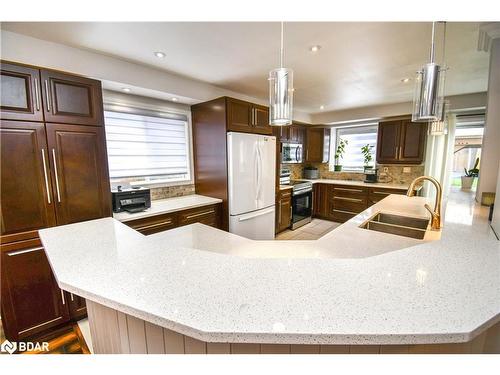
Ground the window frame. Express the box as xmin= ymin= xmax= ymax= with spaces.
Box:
xmin=329 ymin=123 xmax=379 ymax=173
xmin=103 ymin=102 xmax=195 ymax=188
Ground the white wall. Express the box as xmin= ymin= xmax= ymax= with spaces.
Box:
xmin=310 ymin=92 xmax=487 ymax=125
xmin=477 ymin=38 xmax=500 ymax=201
xmin=0 ymin=30 xmax=312 ymax=123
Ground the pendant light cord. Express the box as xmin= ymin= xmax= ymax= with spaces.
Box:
xmin=430 ymin=21 xmax=436 ymax=63
xmin=280 ymin=21 xmax=284 ymax=69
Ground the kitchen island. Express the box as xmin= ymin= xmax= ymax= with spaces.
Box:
xmin=39 ymin=191 xmax=500 ymax=354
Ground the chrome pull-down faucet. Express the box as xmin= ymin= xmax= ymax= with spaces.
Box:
xmin=407 ymin=176 xmax=442 ymax=230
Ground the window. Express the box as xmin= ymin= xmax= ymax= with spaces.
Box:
xmin=331 ymin=124 xmax=378 ymax=171
xmin=104 ymin=108 xmax=192 ymax=186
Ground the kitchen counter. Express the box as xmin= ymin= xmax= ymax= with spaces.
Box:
xmin=39 ymin=191 xmax=500 ymax=347
xmin=113 ymin=194 xmax=222 ymax=223
xmin=302 ymin=178 xmax=414 ymax=191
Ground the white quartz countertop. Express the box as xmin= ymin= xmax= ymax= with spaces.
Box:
xmin=40 ymin=191 xmax=500 ymax=345
xmin=302 ymin=179 xmax=413 ymax=190
xmin=113 ymin=194 xmax=222 ymax=222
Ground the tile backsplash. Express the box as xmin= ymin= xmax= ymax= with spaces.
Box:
xmin=150 ymin=184 xmax=195 ymax=200
xmin=281 ymin=163 xmax=425 ymax=185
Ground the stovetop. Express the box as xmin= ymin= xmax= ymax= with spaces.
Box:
xmin=288 ymin=180 xmax=313 ymax=191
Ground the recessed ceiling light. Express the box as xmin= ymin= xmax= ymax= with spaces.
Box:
xmin=401 ymin=77 xmax=411 ymax=83
xmin=309 ymin=45 xmax=321 ymax=53
xmin=154 ymin=51 xmax=166 ymax=58
xmin=122 ymin=88 xmax=131 ymax=92
xmin=171 ymin=97 xmax=179 ymax=102
xmin=319 ymin=105 xmax=325 ymax=110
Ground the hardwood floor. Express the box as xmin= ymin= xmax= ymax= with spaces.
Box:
xmin=276 ymin=219 xmax=340 ymax=240
xmin=0 ymin=318 xmax=90 ymax=354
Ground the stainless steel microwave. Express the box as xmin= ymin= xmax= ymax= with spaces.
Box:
xmin=281 ymin=142 xmax=303 ymax=164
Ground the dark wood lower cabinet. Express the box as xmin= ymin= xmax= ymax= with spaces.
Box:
xmin=1 ymin=238 xmax=69 ymax=341
xmin=276 ymin=189 xmax=292 ymax=234
xmin=123 ymin=203 xmax=222 ymax=235
xmin=313 ymin=183 xmax=408 ymax=223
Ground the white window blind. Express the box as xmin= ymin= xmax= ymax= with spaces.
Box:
xmin=333 ymin=124 xmax=378 ymax=171
xmin=104 ymin=109 xmax=191 ymax=184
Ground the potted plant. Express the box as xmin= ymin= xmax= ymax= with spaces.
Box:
xmin=461 ymin=157 xmax=480 ymax=190
xmin=361 ymin=144 xmax=374 ymax=172
xmin=334 ymin=139 xmax=348 ymax=172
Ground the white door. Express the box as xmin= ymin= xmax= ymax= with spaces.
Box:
xmin=229 ymin=206 xmax=275 ymax=240
xmin=227 ymin=132 xmax=276 ymax=215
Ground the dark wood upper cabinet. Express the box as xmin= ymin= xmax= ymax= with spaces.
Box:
xmin=376 ymin=120 xmax=401 ymax=163
xmin=40 ymin=69 xmax=104 ymax=126
xmin=399 ymin=120 xmax=427 ymax=163
xmin=305 ymin=127 xmax=330 ymax=163
xmin=252 ymin=104 xmax=272 ymax=135
xmin=46 ymin=123 xmax=111 ymax=225
xmin=226 ymin=98 xmax=252 ymax=133
xmin=376 ymin=118 xmax=426 ymax=164
xmin=1 ymin=238 xmax=69 ymax=341
xmin=0 ymin=121 xmax=57 ymax=244
xmin=289 ymin=126 xmax=304 ymax=143
xmin=0 ymin=62 xmax=44 ymax=122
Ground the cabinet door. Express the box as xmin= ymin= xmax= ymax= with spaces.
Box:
xmin=313 ymin=184 xmax=330 ymax=219
xmin=40 ymin=69 xmax=104 ymax=126
xmin=376 ymin=120 xmax=401 ymax=163
xmin=226 ymin=98 xmax=252 ymax=133
xmin=278 ymin=196 xmax=292 ymax=232
xmin=1 ymin=238 xmax=69 ymax=341
xmin=399 ymin=120 xmax=427 ymax=163
xmin=1 ymin=121 xmax=56 ymax=244
xmin=305 ymin=128 xmax=325 ymax=163
xmin=252 ymin=105 xmax=273 ymax=135
xmin=289 ymin=126 xmax=304 ymax=143
xmin=178 ymin=204 xmax=221 ymax=228
xmin=66 ymin=292 xmax=87 ymax=321
xmin=46 ymin=124 xmax=111 ymax=225
xmin=0 ymin=62 xmax=44 ymax=122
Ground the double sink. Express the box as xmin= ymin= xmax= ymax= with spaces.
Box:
xmin=360 ymin=212 xmax=430 ymax=240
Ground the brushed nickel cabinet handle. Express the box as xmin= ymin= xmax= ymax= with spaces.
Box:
xmin=41 ymin=149 xmax=52 ymax=204
xmin=34 ymin=79 xmax=40 ymax=111
xmin=185 ymin=210 xmax=215 ymax=220
xmin=70 ymin=293 xmax=74 ymax=302
xmin=372 ymin=191 xmax=390 ymax=195
xmin=332 ymin=209 xmax=357 ymax=215
xmin=334 ymin=187 xmax=364 ymax=193
xmin=52 ymin=148 xmax=61 ymax=203
xmin=60 ymin=290 xmax=66 ymax=305
xmin=7 ymin=246 xmax=44 ymax=256
xmin=135 ymin=220 xmax=173 ymax=231
xmin=333 ymin=196 xmax=363 ymax=203
xmin=278 ymin=201 xmax=282 ymax=224
xmin=44 ymin=80 xmax=51 ymax=111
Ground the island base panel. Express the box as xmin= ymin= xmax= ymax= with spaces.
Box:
xmin=86 ymin=300 xmax=499 ymax=354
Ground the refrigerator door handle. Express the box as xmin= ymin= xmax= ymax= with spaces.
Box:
xmin=256 ymin=141 xmax=262 ymax=201
xmin=238 ymin=206 xmax=274 ymax=222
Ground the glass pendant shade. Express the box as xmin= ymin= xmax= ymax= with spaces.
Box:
xmin=269 ymin=67 xmax=294 ymax=126
xmin=412 ymin=62 xmax=446 ymax=123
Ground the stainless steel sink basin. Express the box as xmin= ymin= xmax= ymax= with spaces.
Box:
xmin=360 ymin=212 xmax=429 ymax=240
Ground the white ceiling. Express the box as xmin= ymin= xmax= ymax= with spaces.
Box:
xmin=1 ymin=22 xmax=490 ymax=113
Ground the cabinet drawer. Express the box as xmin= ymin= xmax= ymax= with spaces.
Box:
xmin=331 ymin=197 xmax=366 ymax=214
xmin=178 ymin=205 xmax=220 ymax=227
xmin=126 ymin=213 xmax=178 ymax=235
xmin=331 ymin=185 xmax=368 ymax=199
xmin=329 ymin=207 xmax=357 ymax=223
xmin=368 ymin=188 xmax=407 ymax=205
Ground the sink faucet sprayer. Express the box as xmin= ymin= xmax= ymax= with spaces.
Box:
xmin=406 ymin=176 xmax=442 ymax=230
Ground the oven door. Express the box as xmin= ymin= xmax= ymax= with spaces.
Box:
xmin=281 ymin=143 xmax=302 ymax=164
xmin=292 ymin=189 xmax=312 ymax=229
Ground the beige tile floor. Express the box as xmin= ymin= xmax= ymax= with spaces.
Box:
xmin=275 ymin=219 xmax=341 ymax=240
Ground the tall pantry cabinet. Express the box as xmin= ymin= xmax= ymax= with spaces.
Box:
xmin=0 ymin=60 xmax=111 ymax=340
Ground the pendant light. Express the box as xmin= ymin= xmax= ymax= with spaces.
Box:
xmin=428 ymin=100 xmax=449 ymax=136
xmin=412 ymin=21 xmax=447 ymax=123
xmin=269 ymin=21 xmax=294 ymax=126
